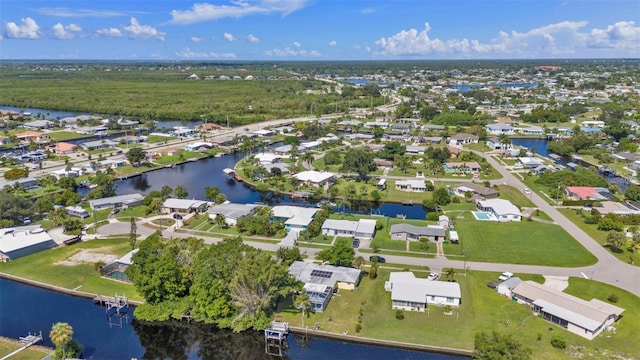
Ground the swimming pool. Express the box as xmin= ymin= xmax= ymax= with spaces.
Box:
xmin=472 ymin=211 xmax=496 ymax=221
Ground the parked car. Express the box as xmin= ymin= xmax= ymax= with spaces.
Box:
xmin=22 ymin=217 xmax=31 ymax=225
xmin=173 ymin=213 xmax=183 ymax=220
xmin=427 ymin=272 xmax=439 ymax=281
xmin=352 ymin=238 xmax=360 ymax=248
xmin=498 ymin=271 xmax=514 ymax=281
xmin=523 ymin=188 xmax=531 ymax=195
xmin=110 ymin=208 xmax=120 ymax=215
xmin=369 ymin=255 xmax=386 ymax=263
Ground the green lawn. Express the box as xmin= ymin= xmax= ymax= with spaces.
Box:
xmin=0 ymin=238 xmax=141 ymax=301
xmin=276 ymin=269 xmax=638 ymax=359
xmin=0 ymin=339 xmax=49 ymax=360
xmin=557 ymin=208 xmax=639 ymax=266
xmin=115 ymin=206 xmax=147 ymax=220
xmin=154 ymin=151 xmax=204 ymax=165
xmin=497 ymin=185 xmax=535 ymax=208
xmin=453 ymin=218 xmax=597 ymax=266
xmin=47 ymin=131 xmax=90 ymax=142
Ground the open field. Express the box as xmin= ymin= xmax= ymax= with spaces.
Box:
xmin=450 ymin=218 xmax=598 ymax=266
xmin=276 ymin=269 xmax=639 ymax=359
xmin=497 ymin=184 xmax=535 ymax=208
xmin=0 ymin=238 xmax=141 ymax=301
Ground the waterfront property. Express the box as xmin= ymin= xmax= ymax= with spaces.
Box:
xmin=293 ymin=171 xmax=337 ymax=187
xmin=395 ymin=179 xmax=427 ymax=192
xmin=161 ymin=198 xmax=208 ymax=214
xmin=288 ymin=260 xmax=361 ymax=312
xmin=565 ymin=186 xmax=614 ymax=201
xmin=448 ymin=133 xmax=479 ymax=146
xmin=385 ymin=271 xmax=461 ymax=311
xmin=486 ymin=123 xmax=514 ymax=135
xmin=321 ymin=218 xmax=377 ymax=239
xmin=511 ymin=280 xmax=624 ymax=340
xmin=476 ymin=199 xmax=522 ymax=222
xmin=207 ymin=203 xmax=258 ymax=226
xmin=183 ymin=142 xmax=213 ymax=152
xmin=389 ymin=223 xmax=446 ymax=242
xmin=0 ymin=226 xmax=56 ymax=261
xmin=89 ymin=193 xmax=145 ymax=211
xmin=272 ymin=205 xmax=318 ymax=231
xmin=100 ymin=248 xmax=139 ymax=283
xmin=454 ymin=183 xmax=499 ymax=199
xmin=0 ymin=177 xmax=39 ymax=191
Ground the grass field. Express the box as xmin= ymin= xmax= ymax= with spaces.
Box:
xmin=0 ymin=339 xmax=49 ymax=360
xmin=497 ymin=185 xmax=535 ymax=208
xmin=0 ymin=238 xmax=141 ymax=301
xmin=451 ymin=218 xmax=597 ymax=266
xmin=275 ymin=269 xmax=639 ymax=359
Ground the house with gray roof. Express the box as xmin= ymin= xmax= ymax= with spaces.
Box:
xmin=512 ymin=280 xmax=624 ymax=340
xmin=208 ymin=203 xmax=258 ymax=226
xmin=288 ymin=261 xmax=361 ymax=312
xmin=454 ymin=183 xmax=499 ymax=199
xmin=385 ymin=271 xmax=461 ymax=311
xmin=272 ymin=206 xmax=318 ymax=231
xmin=321 ymin=218 xmax=377 ymax=239
xmin=395 ymin=179 xmax=427 ymax=192
xmin=497 ymin=277 xmax=522 ymax=298
xmin=477 ymin=199 xmax=522 ymax=221
xmin=0 ymin=226 xmax=56 ymax=261
xmin=80 ymin=139 xmax=118 ymax=151
xmin=161 ymin=198 xmax=208 ymax=214
xmin=89 ymin=193 xmax=144 ymax=210
xmin=390 ymin=223 xmax=446 ymax=242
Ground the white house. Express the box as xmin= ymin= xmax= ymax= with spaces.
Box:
xmin=476 ymin=199 xmax=522 ymax=221
xmin=272 ymin=206 xmax=319 ymax=231
xmin=486 ymin=123 xmax=514 ymax=135
xmin=512 ymin=280 xmax=624 ymax=340
xmin=321 ymin=219 xmax=377 ymax=239
xmin=66 ymin=206 xmax=90 ymax=219
xmin=0 ymin=226 xmax=57 ymax=261
xmin=254 ymin=152 xmax=283 ymax=166
xmin=184 ymin=142 xmax=213 ymax=152
xmin=385 ymin=272 xmax=461 ymax=311
xmin=288 ymin=261 xmax=361 ymax=312
xmin=497 ymin=277 xmax=522 ymax=298
xmin=208 ymin=203 xmax=258 ymax=226
xmin=161 ymin=198 xmax=208 ymax=214
xmin=395 ymin=179 xmax=427 ymax=192
xmin=89 ymin=193 xmax=144 ymax=211
xmin=293 ymin=171 xmax=336 ymax=187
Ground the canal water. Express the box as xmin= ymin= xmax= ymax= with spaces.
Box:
xmin=511 ymin=138 xmax=631 ymax=192
xmin=0 ymin=278 xmax=466 ymax=359
xmin=112 ymin=151 xmax=428 ymax=220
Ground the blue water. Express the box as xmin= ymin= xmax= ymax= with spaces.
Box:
xmin=112 ymin=152 xmax=428 ymax=220
xmin=0 ymin=278 xmax=467 ymax=359
xmin=450 ymin=83 xmax=537 ymax=92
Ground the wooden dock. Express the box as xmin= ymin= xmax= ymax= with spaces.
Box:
xmin=0 ymin=332 xmax=43 ymax=360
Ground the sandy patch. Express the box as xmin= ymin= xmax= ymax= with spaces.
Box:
xmin=543 ymin=275 xmax=569 ymax=292
xmin=54 ymin=248 xmax=119 ymax=266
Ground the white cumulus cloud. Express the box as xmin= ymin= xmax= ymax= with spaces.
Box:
xmin=95 ymin=27 xmax=123 ymax=37
xmin=52 ymin=23 xmax=82 ymax=40
xmin=328 ymin=40 xmax=337 ymax=47
xmin=96 ymin=18 xmax=165 ymax=41
xmin=293 ymin=41 xmax=301 ymax=47
xmin=191 ymin=36 xmax=203 ymax=43
xmin=175 ymin=47 xmax=236 ymax=59
xmin=373 ymin=20 xmax=640 ymax=58
xmin=247 ymin=34 xmax=260 ymax=43
xmin=170 ymin=0 xmax=308 ymax=25
xmin=223 ymin=32 xmax=237 ymax=42
xmin=5 ymin=17 xmax=40 ymax=39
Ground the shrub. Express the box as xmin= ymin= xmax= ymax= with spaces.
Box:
xmin=550 ymin=335 xmax=566 ymax=349
xmin=426 ymin=212 xmax=440 ymax=221
xmin=537 ymin=333 xmax=542 ymax=341
xmin=355 ymin=323 xmax=362 ymax=333
xmin=451 ymin=197 xmax=461 ymax=203
xmin=607 ymin=293 xmax=619 ymax=303
xmin=94 ymin=260 xmax=106 ymax=271
xmin=395 ymin=310 xmax=405 ymax=320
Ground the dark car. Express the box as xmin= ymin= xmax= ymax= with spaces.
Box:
xmin=173 ymin=213 xmax=183 ymax=220
xmin=369 ymin=255 xmax=386 ymax=263
xmin=352 ymin=238 xmax=360 ymax=248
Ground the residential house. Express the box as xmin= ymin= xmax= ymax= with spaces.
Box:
xmin=170 ymin=127 xmax=197 ymax=137
xmin=385 ymin=272 xmax=461 ymax=311
xmin=23 ymin=120 xmax=54 ymax=130
xmin=161 ymin=198 xmax=208 ymax=214
xmin=293 ymin=171 xmax=336 ymax=187
xmin=423 ymin=136 xmax=443 ymax=144
xmin=518 ymin=157 xmax=545 ymax=168
xmin=0 ymin=226 xmax=57 ymax=261
xmin=448 ymin=134 xmax=479 ymax=146
xmin=66 ymin=206 xmax=90 ymax=219
xmin=476 ymin=199 xmax=522 ymax=221
xmin=272 ymin=205 xmax=319 ymax=231
xmin=321 ymin=219 xmax=377 ymax=239
xmin=208 ymin=203 xmax=258 ymax=226
xmin=405 ymin=146 xmax=426 ymax=155
xmin=89 ymin=193 xmax=144 ymax=211
xmin=565 ymin=187 xmax=614 ymax=201
xmin=196 ymin=123 xmax=222 ymax=131
xmin=184 ymin=142 xmax=213 ymax=152
xmin=100 ymin=249 xmax=139 ymax=283
xmin=454 ymin=183 xmax=499 ymax=199
xmin=486 ymin=123 xmax=515 ymax=135
xmin=612 ymin=152 xmax=640 ymax=162
xmin=50 ymin=142 xmax=76 ymax=155
xmin=0 ymin=177 xmax=39 ymax=191
xmin=97 ymin=159 xmax=126 ymax=169
xmin=389 ymin=223 xmax=446 ymax=242
xmin=518 ymin=126 xmax=544 ymax=136
xmin=80 ymin=139 xmax=119 ymax=151
xmin=15 ymin=131 xmax=43 ymax=143
xmin=263 ymin=163 xmax=291 ymax=175
xmin=497 ymin=277 xmax=522 ymax=298
xmin=254 ymin=152 xmax=283 ymax=166
xmin=511 ymin=280 xmax=624 ymax=340
xmin=581 ymin=120 xmax=605 ymax=128
xmin=395 ymin=179 xmax=427 ymax=192
xmin=443 ymin=161 xmax=482 ymax=173
xmin=288 ymin=261 xmax=361 ymax=312
xmin=486 ymin=137 xmax=513 ymax=150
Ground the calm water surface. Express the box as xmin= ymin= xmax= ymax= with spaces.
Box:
xmin=0 ymin=278 xmax=467 ymax=360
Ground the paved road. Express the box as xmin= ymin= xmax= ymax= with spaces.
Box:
xmin=476 ymin=152 xmax=640 ymax=297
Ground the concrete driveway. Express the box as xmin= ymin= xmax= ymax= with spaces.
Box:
xmin=543 ymin=275 xmax=569 ymax=291
xmin=97 ymin=221 xmax=155 ymax=238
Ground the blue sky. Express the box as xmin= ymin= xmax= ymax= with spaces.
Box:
xmin=1 ymin=0 xmax=639 ymax=60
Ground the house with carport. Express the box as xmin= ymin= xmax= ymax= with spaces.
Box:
xmin=321 ymin=218 xmax=377 ymax=239
xmin=390 ymin=223 xmax=446 ymax=242
xmin=161 ymin=198 xmax=208 ymax=214
xmin=385 ymin=272 xmax=461 ymax=311
xmin=511 ymin=280 xmax=624 ymax=340
xmin=288 ymin=261 xmax=361 ymax=312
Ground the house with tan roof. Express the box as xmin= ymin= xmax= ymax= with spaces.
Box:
xmin=51 ymin=142 xmax=76 ymax=155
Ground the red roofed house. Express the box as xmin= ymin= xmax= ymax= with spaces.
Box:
xmin=16 ymin=131 xmax=43 ymax=142
xmin=565 ymin=186 xmax=613 ymax=201
xmin=51 ymin=142 xmax=76 ymax=155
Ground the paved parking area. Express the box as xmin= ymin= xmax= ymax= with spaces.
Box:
xmin=543 ymin=275 xmax=569 ymax=291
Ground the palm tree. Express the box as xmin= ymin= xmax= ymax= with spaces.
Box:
xmin=498 ymin=134 xmax=511 ymax=157
xmin=214 ymin=214 xmax=227 ymax=228
xmin=444 ymin=268 xmax=456 ymax=281
xmin=353 ymin=256 xmax=365 ymax=269
xmin=50 ymin=322 xmax=73 ymax=359
xmin=301 ymin=152 xmax=315 ymax=169
xmin=293 ymin=293 xmax=312 ymax=327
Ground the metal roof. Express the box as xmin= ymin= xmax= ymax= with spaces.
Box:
xmin=288 ymin=261 xmax=361 ymax=287
xmin=388 ymin=272 xmax=461 ymax=302
xmin=389 ymin=223 xmax=445 ymax=237
xmin=208 ymin=203 xmax=258 ymax=220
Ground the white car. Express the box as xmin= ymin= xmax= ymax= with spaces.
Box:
xmin=427 ymin=272 xmax=439 ymax=281
xmin=499 ymin=271 xmax=514 ymax=281
xmin=523 ymin=188 xmax=531 ymax=195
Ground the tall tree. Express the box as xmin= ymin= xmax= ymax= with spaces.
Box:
xmin=293 ymin=293 xmax=312 ymax=327
xmin=473 ymin=331 xmax=531 ymax=360
xmin=50 ymin=322 xmax=73 ymax=360
xmin=173 ymin=185 xmax=189 ymax=199
xmin=316 ymin=238 xmax=355 ymax=267
xmin=130 ymin=217 xmax=137 ymax=249
xmin=341 ymin=147 xmax=375 ymax=181
xmin=126 ymin=146 xmax=147 ymax=166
